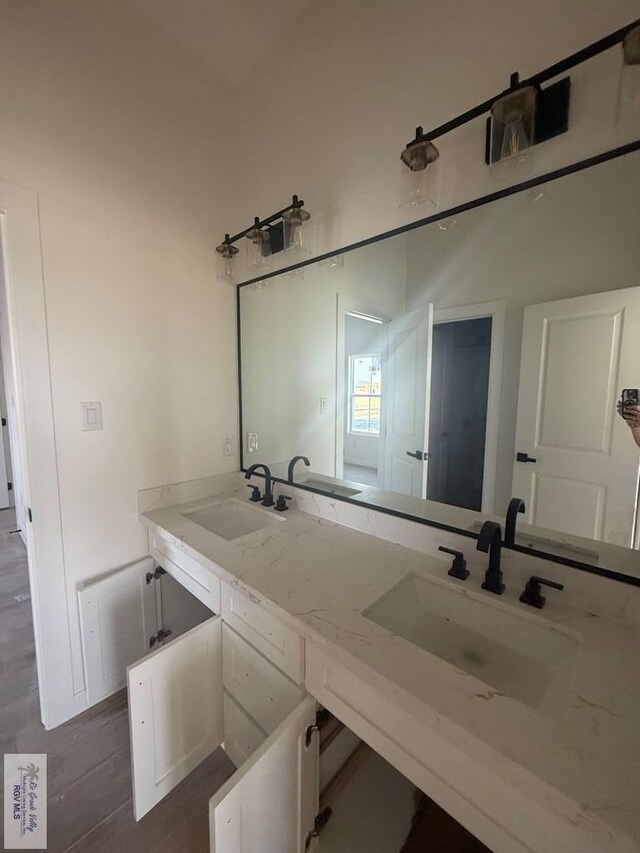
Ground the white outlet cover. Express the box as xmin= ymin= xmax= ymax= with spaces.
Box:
xmin=223 ymin=434 xmax=234 ymax=457
xmin=247 ymin=433 xmax=259 ymax=453
xmin=81 ymin=401 xmax=103 ymax=431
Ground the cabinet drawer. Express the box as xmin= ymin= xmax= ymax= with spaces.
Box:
xmin=150 ymin=530 xmax=221 ymax=613
xmin=221 ymin=582 xmax=304 ymax=683
xmin=223 ymin=624 xmax=304 ymax=735
xmin=223 ymin=691 xmax=266 ymax=769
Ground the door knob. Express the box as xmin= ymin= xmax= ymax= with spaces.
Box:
xmin=516 ymin=452 xmax=537 ymax=463
xmin=406 ymin=450 xmax=429 ymax=461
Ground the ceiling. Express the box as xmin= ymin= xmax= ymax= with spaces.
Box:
xmin=128 ymin=0 xmax=312 ymax=86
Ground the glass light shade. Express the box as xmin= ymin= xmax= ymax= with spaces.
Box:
xmin=399 ymin=166 xmax=437 ymax=211
xmin=215 ymin=241 xmax=238 ymax=284
xmin=282 ymin=205 xmax=311 ymax=260
xmin=490 ymin=84 xmax=537 ymax=171
xmin=245 ymin=227 xmax=271 ymax=270
xmin=399 ymin=135 xmax=439 ymax=210
xmin=617 ymin=25 xmax=640 ymax=124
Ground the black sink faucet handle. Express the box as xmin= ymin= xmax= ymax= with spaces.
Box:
xmin=519 ymin=575 xmax=564 ymax=609
xmin=438 ymin=546 xmax=470 ymax=581
xmin=247 ymin=484 xmax=262 ymax=502
xmin=275 ymin=494 xmax=292 ymax=512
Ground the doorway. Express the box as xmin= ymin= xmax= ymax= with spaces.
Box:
xmin=427 ymin=317 xmax=492 ymax=512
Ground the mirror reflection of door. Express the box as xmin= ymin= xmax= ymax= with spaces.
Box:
xmin=427 ymin=317 xmax=492 ymax=512
xmin=381 ymin=305 xmax=433 ymax=498
xmin=513 ymin=286 xmax=640 ymax=547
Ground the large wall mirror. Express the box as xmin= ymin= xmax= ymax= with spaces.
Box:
xmin=238 ymin=146 xmax=640 ymax=582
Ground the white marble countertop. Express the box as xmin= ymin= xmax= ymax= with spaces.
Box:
xmin=141 ymin=482 xmax=640 ymax=853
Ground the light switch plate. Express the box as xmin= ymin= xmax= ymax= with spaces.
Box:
xmin=80 ymin=401 xmax=103 ymax=431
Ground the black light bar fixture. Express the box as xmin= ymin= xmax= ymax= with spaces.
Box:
xmin=400 ymin=18 xmax=640 ymax=178
xmin=215 ymin=195 xmax=311 ymax=283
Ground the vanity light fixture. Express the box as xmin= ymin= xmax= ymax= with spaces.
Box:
xmin=617 ymin=24 xmax=640 ymax=123
xmin=399 ymin=126 xmax=439 ymax=209
xmin=215 ymin=195 xmax=311 ymax=283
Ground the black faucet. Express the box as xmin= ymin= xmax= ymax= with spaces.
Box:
xmin=505 ymin=498 xmax=526 ymax=546
xmin=287 ymin=455 xmax=310 ymax=484
xmin=245 ymin=463 xmax=275 ymax=507
xmin=477 ymin=521 xmax=505 ymax=595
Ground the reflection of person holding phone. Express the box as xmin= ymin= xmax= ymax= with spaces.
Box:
xmin=618 ymin=389 xmax=640 ymax=448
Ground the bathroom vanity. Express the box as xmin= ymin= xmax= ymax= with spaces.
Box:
xmin=121 ymin=473 xmax=640 ymax=853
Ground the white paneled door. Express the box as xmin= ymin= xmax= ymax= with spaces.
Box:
xmin=513 ymin=286 xmax=640 ymax=546
xmin=382 ymin=304 xmax=433 ymax=498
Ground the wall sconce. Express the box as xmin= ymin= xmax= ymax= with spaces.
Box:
xmin=399 ymin=126 xmax=439 ymax=209
xmin=617 ymin=24 xmax=640 ymax=123
xmin=215 ymin=235 xmax=239 ymax=283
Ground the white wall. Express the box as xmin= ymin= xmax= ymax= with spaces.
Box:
xmin=227 ymin=0 xmax=640 ymax=264
xmin=0 ymin=1 xmax=238 ymax=724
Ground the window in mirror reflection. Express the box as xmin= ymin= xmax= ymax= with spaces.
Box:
xmin=348 ymin=355 xmax=382 ymax=435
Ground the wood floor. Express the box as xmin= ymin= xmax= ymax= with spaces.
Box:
xmin=0 ymin=508 xmax=236 ymax=852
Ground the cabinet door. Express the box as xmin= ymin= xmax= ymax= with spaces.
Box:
xmin=210 ymin=695 xmax=319 ymax=853
xmin=128 ymin=615 xmax=224 ymax=820
xmin=79 ymin=558 xmax=158 ymax=705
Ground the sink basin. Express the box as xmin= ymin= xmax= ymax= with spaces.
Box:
xmin=364 ymin=574 xmax=580 ymax=716
xmin=182 ymin=499 xmax=283 ymax=541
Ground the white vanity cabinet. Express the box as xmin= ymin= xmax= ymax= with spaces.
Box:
xmin=126 ymin=545 xmax=309 ymax=825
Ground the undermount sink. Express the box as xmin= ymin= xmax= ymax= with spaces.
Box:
xmin=182 ymin=499 xmax=283 ymax=541
xmin=364 ymin=574 xmax=580 ymax=716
